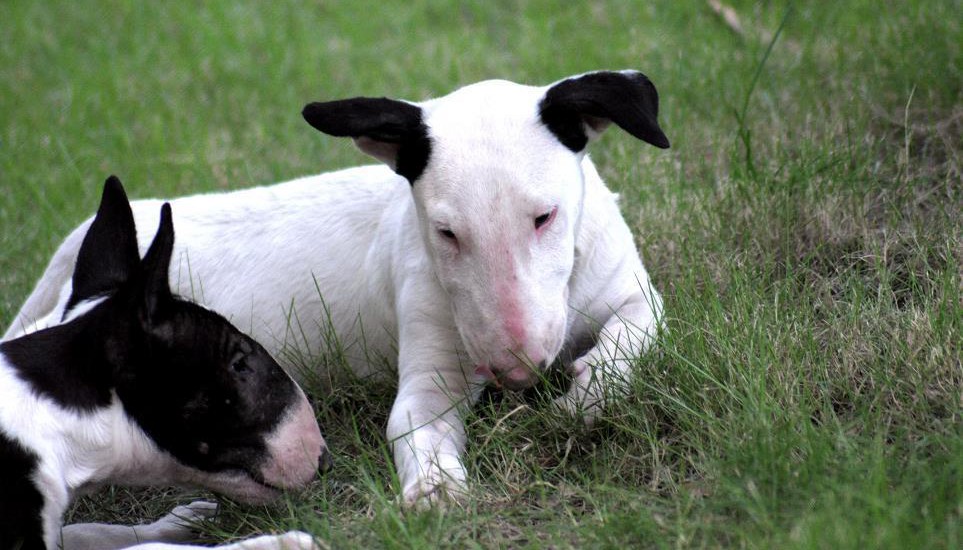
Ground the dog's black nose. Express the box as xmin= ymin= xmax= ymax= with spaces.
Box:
xmin=318 ymin=448 xmax=334 ymax=474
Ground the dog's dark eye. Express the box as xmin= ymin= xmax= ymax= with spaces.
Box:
xmin=535 ymin=208 xmax=556 ymax=230
xmin=231 ymin=355 xmax=249 ymax=373
xmin=439 ymin=228 xmax=457 ymax=241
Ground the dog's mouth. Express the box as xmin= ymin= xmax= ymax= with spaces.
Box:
xmin=199 ymin=467 xmax=287 ymax=505
xmin=474 ymin=364 xmax=539 ymax=391
xmin=475 ymin=365 xmax=498 ymax=384
xmin=246 ymin=469 xmax=287 ymax=491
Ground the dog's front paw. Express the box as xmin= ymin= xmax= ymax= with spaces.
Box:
xmin=401 ymin=468 xmax=467 ymax=509
xmin=553 ymin=359 xmax=606 ymax=425
xmin=393 ymin=425 xmax=469 ymax=508
xmin=134 ymin=500 xmax=218 ymax=543
xmin=148 ymin=500 xmax=217 ymax=541
xmin=168 ymin=500 xmax=219 ymax=523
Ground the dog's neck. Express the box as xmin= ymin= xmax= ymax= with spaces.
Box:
xmin=0 ymin=304 xmax=185 ymax=549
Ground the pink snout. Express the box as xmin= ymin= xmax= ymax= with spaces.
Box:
xmin=259 ymin=393 xmax=327 ymax=489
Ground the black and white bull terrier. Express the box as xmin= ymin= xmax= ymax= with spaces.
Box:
xmin=0 ymin=177 xmax=324 ymax=549
xmin=5 ymin=70 xmax=669 ymax=504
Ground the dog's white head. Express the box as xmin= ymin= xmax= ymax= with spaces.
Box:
xmin=303 ymin=71 xmax=668 ymax=389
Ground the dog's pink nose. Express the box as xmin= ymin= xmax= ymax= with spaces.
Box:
xmin=260 ymin=394 xmax=325 ymax=489
xmin=318 ymin=448 xmax=334 ymax=474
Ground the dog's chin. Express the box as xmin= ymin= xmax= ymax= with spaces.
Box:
xmin=199 ymin=470 xmax=286 ymax=505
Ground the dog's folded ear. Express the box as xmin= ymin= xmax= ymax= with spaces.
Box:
xmin=65 ymin=175 xmax=141 ymax=315
xmin=138 ymin=203 xmax=175 ymax=328
xmin=302 ymin=98 xmax=431 ymax=184
xmin=539 ymin=70 xmax=670 ymax=152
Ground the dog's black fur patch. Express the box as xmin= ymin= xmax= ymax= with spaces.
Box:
xmin=0 ymin=430 xmax=45 ymax=550
xmin=539 ymin=70 xmax=670 ymax=152
xmin=302 ymin=97 xmax=432 ymax=183
xmin=115 ymin=302 xmax=299 ymax=475
xmin=1 ymin=317 xmax=115 ymax=411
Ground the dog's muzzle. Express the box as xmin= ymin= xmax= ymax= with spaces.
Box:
xmin=259 ymin=394 xmax=326 ymax=489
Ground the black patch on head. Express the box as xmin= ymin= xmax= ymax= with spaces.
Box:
xmin=114 ymin=303 xmax=300 ymax=477
xmin=538 ymin=70 xmax=670 ymax=152
xmin=64 ymin=175 xmax=140 ymax=317
xmin=302 ymin=97 xmax=432 ymax=183
xmin=1 ymin=318 xmax=115 ymax=411
xmin=109 ymin=200 xmax=302 ymax=476
xmin=0 ymin=430 xmax=45 ymax=549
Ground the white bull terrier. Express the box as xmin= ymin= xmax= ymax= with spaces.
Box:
xmin=6 ymin=70 xmax=669 ymax=504
xmin=0 ymin=177 xmax=324 ymax=549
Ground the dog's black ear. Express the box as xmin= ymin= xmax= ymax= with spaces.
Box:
xmin=65 ymin=175 xmax=141 ymax=315
xmin=539 ymin=70 xmax=670 ymax=152
xmin=302 ymin=97 xmax=431 ymax=183
xmin=138 ymin=202 xmax=175 ymax=326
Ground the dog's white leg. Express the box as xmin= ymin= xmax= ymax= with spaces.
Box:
xmin=386 ymin=281 xmax=475 ymax=506
xmin=389 ymin=362 xmax=475 ymax=506
xmin=557 ymin=192 xmax=664 ymax=424
xmin=123 ymin=531 xmax=318 ymax=550
xmin=388 ymin=374 xmax=472 ymax=506
xmin=557 ymin=285 xmax=662 ymax=424
xmin=59 ymin=500 xmax=217 ymax=550
xmin=62 ymin=501 xmax=317 ymax=549
xmin=553 ymin=169 xmax=665 ymax=424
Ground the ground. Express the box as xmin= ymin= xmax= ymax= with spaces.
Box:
xmin=1 ymin=1 xmax=960 ymax=548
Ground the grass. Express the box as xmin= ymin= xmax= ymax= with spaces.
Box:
xmin=2 ymin=0 xmax=960 ymax=547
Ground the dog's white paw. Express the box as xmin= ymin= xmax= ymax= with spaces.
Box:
xmin=553 ymin=360 xmax=606 ymax=426
xmin=395 ymin=429 xmax=468 ymax=509
xmin=167 ymin=500 xmax=219 ymax=523
xmin=401 ymin=471 xmax=467 ymax=510
xmin=140 ymin=500 xmax=218 ymax=542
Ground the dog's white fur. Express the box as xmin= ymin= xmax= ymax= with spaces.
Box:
xmin=7 ymin=77 xmax=663 ymax=504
